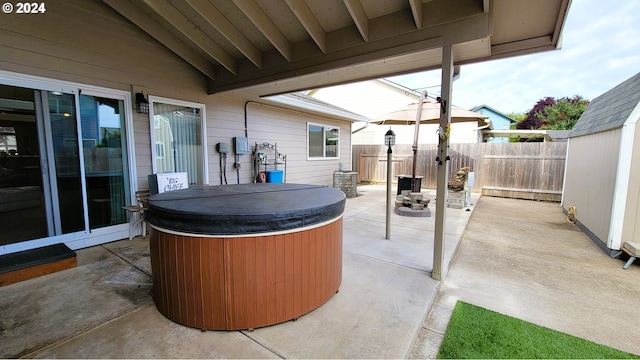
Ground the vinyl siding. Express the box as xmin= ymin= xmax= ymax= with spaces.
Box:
xmin=208 ymin=100 xmax=351 ymax=186
xmin=563 ymin=128 xmax=622 ymax=245
xmin=0 ymin=0 xmax=352 ymax=191
xmin=621 ymin=119 xmax=640 ymax=245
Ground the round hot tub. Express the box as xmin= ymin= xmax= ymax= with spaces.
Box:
xmin=145 ymin=183 xmax=346 ymax=331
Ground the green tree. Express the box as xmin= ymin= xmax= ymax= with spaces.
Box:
xmin=507 ymin=112 xmax=526 ymax=130
xmin=538 ymin=96 xmax=589 ymax=130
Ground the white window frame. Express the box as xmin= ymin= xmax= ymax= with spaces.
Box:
xmin=0 ymin=70 xmax=136 ymax=254
xmin=148 ymin=95 xmax=208 ymax=185
xmin=307 ymin=122 xmax=340 ymax=160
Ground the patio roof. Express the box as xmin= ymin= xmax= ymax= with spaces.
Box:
xmin=104 ymin=0 xmax=571 ymax=98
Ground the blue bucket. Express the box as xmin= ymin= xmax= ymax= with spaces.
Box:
xmin=265 ymin=170 xmax=284 ymax=183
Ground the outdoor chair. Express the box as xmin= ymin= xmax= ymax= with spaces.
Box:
xmin=122 ymin=190 xmax=150 ymax=240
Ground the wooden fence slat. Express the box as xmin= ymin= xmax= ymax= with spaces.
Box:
xmin=353 ymin=142 xmax=567 ymax=201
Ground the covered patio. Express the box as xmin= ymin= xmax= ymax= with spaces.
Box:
xmin=3 ymin=186 xmax=639 ymax=358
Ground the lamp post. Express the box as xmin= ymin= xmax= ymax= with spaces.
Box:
xmin=385 ymin=128 xmax=396 ymax=240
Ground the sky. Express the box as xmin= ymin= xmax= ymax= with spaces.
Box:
xmin=386 ymin=0 xmax=640 ymax=115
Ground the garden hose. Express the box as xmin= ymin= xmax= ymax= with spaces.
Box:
xmin=567 ymin=206 xmax=577 ymax=224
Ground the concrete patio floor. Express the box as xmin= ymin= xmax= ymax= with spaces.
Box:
xmin=2 ymin=184 xmax=639 ymax=358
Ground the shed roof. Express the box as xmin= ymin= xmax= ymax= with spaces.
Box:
xmin=569 ymin=72 xmax=640 ymax=137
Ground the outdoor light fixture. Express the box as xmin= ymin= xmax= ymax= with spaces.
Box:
xmin=385 ymin=128 xmax=395 ymax=240
xmin=384 ymin=128 xmax=396 ymax=148
xmin=135 ymin=92 xmax=149 ymax=114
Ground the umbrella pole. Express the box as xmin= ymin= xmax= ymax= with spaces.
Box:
xmin=411 ymin=92 xmax=426 ymax=192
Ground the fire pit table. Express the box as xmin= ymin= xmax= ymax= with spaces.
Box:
xmin=145 ymin=183 xmax=345 ymax=331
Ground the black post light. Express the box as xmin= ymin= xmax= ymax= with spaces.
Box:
xmin=385 ymin=128 xmax=395 ymax=239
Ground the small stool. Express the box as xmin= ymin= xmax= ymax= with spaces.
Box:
xmin=621 ymin=242 xmax=640 ymax=269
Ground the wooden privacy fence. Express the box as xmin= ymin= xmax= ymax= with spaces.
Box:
xmin=352 ymin=142 xmax=568 ymax=201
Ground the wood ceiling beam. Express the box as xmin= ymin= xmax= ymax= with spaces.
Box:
xmin=209 ymin=11 xmax=490 ymax=94
xmin=182 ymin=0 xmax=262 ymax=69
xmin=101 ymin=0 xmax=216 ymax=80
xmin=140 ymin=0 xmax=237 ymax=74
xmin=409 ymin=0 xmax=423 ymax=29
xmin=343 ymin=0 xmax=369 ymax=42
xmin=232 ymin=0 xmax=292 ymax=61
xmin=491 ymin=35 xmax=553 ymax=56
xmin=284 ymin=0 xmax=327 ymax=53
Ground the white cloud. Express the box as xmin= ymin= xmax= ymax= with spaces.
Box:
xmin=387 ymin=0 xmax=640 ymax=114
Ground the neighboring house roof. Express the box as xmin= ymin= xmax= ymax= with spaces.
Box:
xmin=469 ymin=104 xmax=517 ymax=123
xmin=263 ymin=92 xmax=370 ymax=123
xmin=569 ymin=72 xmax=640 ymax=138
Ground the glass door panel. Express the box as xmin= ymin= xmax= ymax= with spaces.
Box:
xmin=0 ymin=85 xmax=48 ymax=245
xmin=79 ymin=95 xmax=130 ymax=229
xmin=47 ymin=91 xmax=85 ymax=234
xmin=152 ymin=102 xmax=203 ymax=186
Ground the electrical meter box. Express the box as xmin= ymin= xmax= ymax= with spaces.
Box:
xmin=234 ymin=137 xmax=250 ymax=154
xmin=216 ymin=142 xmax=230 ymax=153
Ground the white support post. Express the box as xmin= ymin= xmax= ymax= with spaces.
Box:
xmin=433 ymin=44 xmax=453 ymax=281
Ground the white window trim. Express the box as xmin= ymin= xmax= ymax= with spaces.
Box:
xmin=307 ymin=122 xmax=340 ymax=160
xmin=0 ymin=70 xmax=135 ymax=255
xmin=148 ymin=95 xmax=208 ymax=184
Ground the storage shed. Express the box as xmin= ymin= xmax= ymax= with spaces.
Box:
xmin=563 ymin=72 xmax=640 ymax=256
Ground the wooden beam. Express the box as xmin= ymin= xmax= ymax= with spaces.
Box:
xmin=284 ymin=0 xmax=327 ymax=53
xmin=232 ymin=0 xmax=292 ymax=61
xmin=343 ymin=0 xmax=369 ymax=42
xmin=102 ymin=0 xmax=216 ymax=79
xmin=491 ymin=35 xmax=553 ymax=56
xmin=409 ymin=0 xmax=423 ymax=29
xmin=209 ymin=12 xmax=489 ymax=93
xmin=182 ymin=0 xmax=262 ymax=68
xmin=140 ymin=0 xmax=237 ymax=74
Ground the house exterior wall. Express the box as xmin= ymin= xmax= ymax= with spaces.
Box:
xmin=215 ymin=99 xmax=351 ymax=186
xmin=563 ymin=128 xmax=622 ymax=248
xmin=308 ymin=80 xmax=417 ymax=119
xmin=474 ymin=107 xmax=513 ymax=143
xmin=0 ymin=0 xmax=351 ymax=253
xmin=352 ymin=122 xmax=481 ymax=145
xmin=0 ymin=0 xmax=351 ymax=187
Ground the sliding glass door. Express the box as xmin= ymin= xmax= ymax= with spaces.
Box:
xmin=79 ymin=94 xmax=130 ymax=229
xmin=0 ymin=85 xmax=48 ymax=245
xmin=0 ymin=83 xmax=132 ymax=247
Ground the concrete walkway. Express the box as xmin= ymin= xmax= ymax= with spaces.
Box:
xmin=410 ymin=195 xmax=640 ymax=358
xmin=2 ymin=185 xmax=638 ymax=358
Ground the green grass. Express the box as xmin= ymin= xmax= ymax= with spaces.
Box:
xmin=437 ymin=301 xmax=640 ymax=359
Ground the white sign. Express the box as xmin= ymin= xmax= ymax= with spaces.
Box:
xmin=155 ymin=172 xmax=189 ymax=193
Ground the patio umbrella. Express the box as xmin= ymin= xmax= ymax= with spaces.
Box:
xmin=372 ymin=96 xmax=490 ymax=189
xmin=371 ymin=99 xmax=490 ymax=126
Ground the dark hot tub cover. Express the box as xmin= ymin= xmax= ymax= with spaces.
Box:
xmin=145 ymin=183 xmax=346 ymax=235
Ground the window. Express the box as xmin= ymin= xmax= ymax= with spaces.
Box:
xmin=149 ymin=97 xmax=206 ymax=186
xmin=308 ymin=122 xmax=340 ymax=159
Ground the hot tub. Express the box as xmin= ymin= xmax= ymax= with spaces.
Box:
xmin=145 ymin=183 xmax=345 ymax=331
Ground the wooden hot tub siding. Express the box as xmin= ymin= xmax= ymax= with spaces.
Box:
xmin=150 ymin=217 xmax=343 ymax=331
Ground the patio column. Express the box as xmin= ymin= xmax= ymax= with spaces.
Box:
xmin=433 ymin=44 xmax=453 ymax=281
